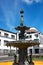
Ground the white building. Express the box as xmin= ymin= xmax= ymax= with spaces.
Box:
xmin=0 ymin=29 xmax=16 ymax=55
xmin=25 ymin=27 xmax=43 ymax=55
xmin=0 ymin=27 xmax=43 ymax=56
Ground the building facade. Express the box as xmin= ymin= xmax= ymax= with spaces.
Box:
xmin=0 ymin=29 xmax=16 ymax=55
xmin=0 ymin=27 xmax=43 ymax=56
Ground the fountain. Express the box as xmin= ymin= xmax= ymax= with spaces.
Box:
xmin=6 ymin=10 xmax=39 ymax=65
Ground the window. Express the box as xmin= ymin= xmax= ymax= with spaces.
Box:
xmin=26 ymin=35 xmax=32 ymax=39
xmin=11 ymin=35 xmax=15 ymax=39
xmin=40 ymin=49 xmax=43 ymax=53
xmin=30 ymin=35 xmax=32 ymax=38
xmin=0 ymin=32 xmax=1 ymax=36
xmin=26 ymin=36 xmax=29 ymax=38
xmin=4 ymin=33 xmax=8 ymax=38
xmin=35 ymin=49 xmax=39 ymax=54
xmin=0 ymin=40 xmax=1 ymax=45
xmin=4 ymin=40 xmax=8 ymax=46
xmin=35 ymin=34 xmax=38 ymax=37
xmin=3 ymin=49 xmax=8 ymax=54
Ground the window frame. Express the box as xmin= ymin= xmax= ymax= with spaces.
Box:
xmin=4 ymin=33 xmax=8 ymax=38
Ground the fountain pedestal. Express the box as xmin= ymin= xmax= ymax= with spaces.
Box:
xmin=18 ymin=48 xmax=27 ymax=65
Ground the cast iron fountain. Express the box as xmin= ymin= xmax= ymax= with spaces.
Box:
xmin=6 ymin=10 xmax=39 ymax=65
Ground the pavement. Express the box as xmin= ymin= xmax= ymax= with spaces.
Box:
xmin=0 ymin=55 xmax=8 ymax=58
xmin=0 ymin=56 xmax=14 ymax=62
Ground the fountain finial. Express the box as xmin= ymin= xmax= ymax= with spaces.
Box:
xmin=20 ymin=9 xmax=24 ymax=26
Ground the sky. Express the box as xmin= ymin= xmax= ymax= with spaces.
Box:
xmin=0 ymin=0 xmax=43 ymax=33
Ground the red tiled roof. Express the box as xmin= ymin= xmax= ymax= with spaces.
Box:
xmin=25 ymin=27 xmax=39 ymax=33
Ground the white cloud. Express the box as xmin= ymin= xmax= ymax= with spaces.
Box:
xmin=22 ymin=0 xmax=42 ymax=5
xmin=23 ymin=0 xmax=33 ymax=4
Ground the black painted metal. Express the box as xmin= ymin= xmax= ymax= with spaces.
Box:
xmin=13 ymin=10 xmax=34 ymax=65
xmin=29 ymin=49 xmax=32 ymax=63
xmin=18 ymin=48 xmax=27 ymax=64
xmin=13 ymin=54 xmax=17 ymax=65
xmin=29 ymin=49 xmax=34 ymax=65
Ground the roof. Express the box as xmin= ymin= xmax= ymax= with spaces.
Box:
xmin=25 ymin=27 xmax=39 ymax=33
xmin=0 ymin=28 xmax=17 ymax=34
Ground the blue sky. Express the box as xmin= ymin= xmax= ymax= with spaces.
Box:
xmin=0 ymin=0 xmax=43 ymax=33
